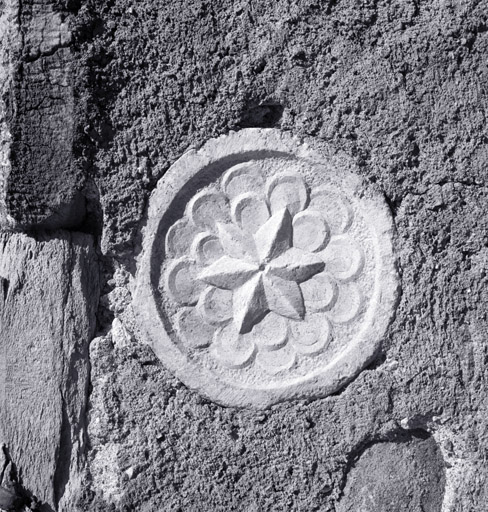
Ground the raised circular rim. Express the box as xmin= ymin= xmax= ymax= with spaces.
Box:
xmin=133 ymin=128 xmax=399 ymax=409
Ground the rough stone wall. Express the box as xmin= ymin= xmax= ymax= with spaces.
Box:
xmin=74 ymin=0 xmax=488 ymax=256
xmin=1 ymin=0 xmax=488 ymax=511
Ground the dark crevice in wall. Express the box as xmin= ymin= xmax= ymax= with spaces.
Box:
xmin=384 ymin=192 xmax=402 ymax=218
xmin=237 ymin=103 xmax=284 ymax=129
xmin=53 ymin=401 xmax=72 ymax=508
xmin=0 ymin=277 xmax=9 ymax=303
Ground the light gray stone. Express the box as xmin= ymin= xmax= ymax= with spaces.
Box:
xmin=0 ymin=232 xmax=99 ymax=509
xmin=134 ymin=128 xmax=400 ymax=408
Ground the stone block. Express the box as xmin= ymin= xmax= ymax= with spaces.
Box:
xmin=337 ymin=433 xmax=446 ymax=512
xmin=1 ymin=0 xmax=84 ymax=229
xmin=0 ymin=232 xmax=99 ymax=509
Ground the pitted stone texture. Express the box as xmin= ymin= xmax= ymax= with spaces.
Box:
xmin=337 ymin=433 xmax=446 ymax=512
xmin=72 ymin=0 xmax=488 ymax=509
xmin=0 ymin=232 xmax=99 ymax=509
xmin=134 ymin=129 xmax=399 ymax=408
xmin=0 ymin=0 xmax=19 ymax=227
xmin=3 ymin=0 xmax=84 ymax=229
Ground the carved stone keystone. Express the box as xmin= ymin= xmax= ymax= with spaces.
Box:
xmin=134 ymin=128 xmax=399 ymax=408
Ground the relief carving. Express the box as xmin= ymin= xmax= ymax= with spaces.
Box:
xmin=134 ymin=129 xmax=399 ymax=407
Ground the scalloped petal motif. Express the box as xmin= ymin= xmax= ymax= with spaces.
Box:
xmin=134 ymin=129 xmax=399 ymax=408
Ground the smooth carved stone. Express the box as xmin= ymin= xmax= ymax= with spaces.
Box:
xmin=292 ymin=211 xmax=330 ymax=252
xmin=188 ymin=190 xmax=230 ymax=231
xmin=290 ymin=314 xmax=331 ymax=355
xmin=212 ymin=323 xmax=257 ymax=369
xmin=177 ymin=308 xmax=214 ymax=348
xmin=266 ymin=248 xmax=325 ymax=282
xmin=166 ymin=218 xmax=199 ymax=258
xmin=328 ymin=282 xmax=364 ymax=324
xmin=216 ymin=222 xmax=257 ymax=262
xmin=309 ymin=187 xmax=354 ymax=235
xmin=266 ymin=172 xmax=309 ymax=216
xmin=232 ymin=274 xmax=268 ymax=333
xmin=165 ymin=258 xmax=202 ymax=305
xmin=300 ymin=272 xmax=338 ymax=312
xmin=198 ymin=207 xmax=324 ymax=334
xmin=134 ymin=128 xmax=399 ymax=408
xmin=222 ymin=162 xmax=264 ymax=199
xmin=231 ymin=192 xmax=270 ymax=234
xmin=197 ymin=287 xmax=233 ymax=326
xmin=198 ymin=256 xmax=258 ymax=290
xmin=254 ymin=208 xmax=293 ymax=262
xmin=321 ymin=235 xmax=365 ymax=282
xmin=251 ymin=312 xmax=288 ymax=351
xmin=255 ymin=344 xmax=297 ymax=375
xmin=192 ymin=232 xmax=224 ymax=265
xmin=264 ymin=274 xmax=305 ymax=322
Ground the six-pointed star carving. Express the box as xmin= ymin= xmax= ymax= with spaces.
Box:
xmin=197 ymin=208 xmax=325 ymax=333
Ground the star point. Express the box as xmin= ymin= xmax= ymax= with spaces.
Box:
xmin=254 ymin=208 xmax=293 ymax=263
xmin=197 ymin=255 xmax=258 ymax=290
xmin=233 ymin=274 xmax=269 ymax=333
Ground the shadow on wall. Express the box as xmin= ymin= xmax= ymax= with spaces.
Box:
xmin=238 ymin=104 xmax=284 ymax=128
xmin=0 ymin=445 xmax=54 ymax=512
xmin=337 ymin=429 xmax=446 ymax=512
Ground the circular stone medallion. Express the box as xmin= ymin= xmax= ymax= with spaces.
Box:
xmin=134 ymin=129 xmax=399 ymax=408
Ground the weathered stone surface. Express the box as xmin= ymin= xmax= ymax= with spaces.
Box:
xmin=0 ymin=0 xmax=20 ymax=228
xmin=0 ymin=447 xmax=27 ymax=511
xmin=0 ymin=232 xmax=99 ymax=510
xmin=2 ymin=0 xmax=85 ymax=229
xmin=58 ymin=0 xmax=488 ymax=509
xmin=2 ymin=0 xmax=488 ymax=510
xmin=73 ymin=0 xmax=488 ymax=258
xmin=337 ymin=432 xmax=446 ymax=511
xmin=0 ymin=485 xmax=17 ymax=512
xmin=134 ymin=128 xmax=399 ymax=407
xmin=73 ymin=0 xmax=488 ymax=509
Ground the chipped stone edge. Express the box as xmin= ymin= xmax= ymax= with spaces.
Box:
xmin=133 ymin=128 xmax=400 ymax=409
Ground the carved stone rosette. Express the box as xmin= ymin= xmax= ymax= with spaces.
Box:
xmin=134 ymin=128 xmax=399 ymax=408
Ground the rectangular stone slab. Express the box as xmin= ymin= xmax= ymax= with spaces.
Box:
xmin=1 ymin=0 xmax=85 ymax=229
xmin=0 ymin=0 xmax=20 ymax=226
xmin=0 ymin=232 xmax=99 ymax=508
